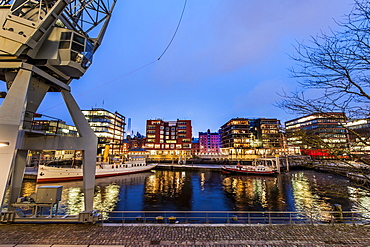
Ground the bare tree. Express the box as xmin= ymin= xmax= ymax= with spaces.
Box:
xmin=278 ymin=0 xmax=370 ymax=186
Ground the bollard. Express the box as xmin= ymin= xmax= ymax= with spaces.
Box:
xmin=156 ymin=216 xmax=164 ymax=223
xmin=168 ymin=216 xmax=177 ymax=223
xmin=332 ymin=204 xmax=343 ymax=223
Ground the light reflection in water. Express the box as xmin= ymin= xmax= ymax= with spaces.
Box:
xmin=347 ymin=186 xmax=370 ymax=218
xmin=222 ymin=175 xmax=286 ymax=211
xmin=18 ymin=169 xmax=370 ymax=220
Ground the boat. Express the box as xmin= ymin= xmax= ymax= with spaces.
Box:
xmin=37 ymin=156 xmax=157 ymax=183
xmin=222 ymin=161 xmax=277 ymax=175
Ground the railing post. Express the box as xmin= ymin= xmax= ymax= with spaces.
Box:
xmin=289 ymin=212 xmax=292 ymax=225
xmin=331 ymin=214 xmax=334 ymax=226
xmin=352 ymin=212 xmax=354 ymax=226
xmin=248 ymin=213 xmax=250 ymax=225
xmin=227 ymin=213 xmax=230 ymax=224
xmin=122 ymin=212 xmax=124 ymax=226
xmin=268 ymin=212 xmax=271 ymax=225
xmin=144 ymin=212 xmax=146 ymax=223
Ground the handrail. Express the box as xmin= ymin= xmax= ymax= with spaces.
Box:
xmin=99 ymin=210 xmax=369 ymax=226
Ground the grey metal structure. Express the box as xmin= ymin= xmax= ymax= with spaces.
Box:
xmin=0 ymin=0 xmax=117 ymax=217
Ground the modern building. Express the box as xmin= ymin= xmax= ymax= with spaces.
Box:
xmin=145 ymin=119 xmax=192 ymax=160
xmin=220 ymin=118 xmax=251 ymax=149
xmin=219 ymin=117 xmax=284 ymax=158
xmin=82 ymin=108 xmax=125 ymax=155
xmin=285 ymin=112 xmax=348 ymax=157
xmin=198 ymin=129 xmax=222 ymax=154
xmin=345 ymin=118 xmax=370 ymax=154
xmin=31 ymin=120 xmax=78 ymax=137
xmin=250 ymin=118 xmax=282 ymax=149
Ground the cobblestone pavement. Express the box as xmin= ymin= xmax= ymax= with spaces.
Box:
xmin=0 ymin=224 xmax=369 ymax=246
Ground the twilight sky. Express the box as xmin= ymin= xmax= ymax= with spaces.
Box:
xmin=36 ymin=0 xmax=354 ymax=136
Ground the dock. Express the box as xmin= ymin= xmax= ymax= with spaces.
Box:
xmin=156 ymin=163 xmax=223 ymax=171
xmin=23 ymin=167 xmax=37 ymax=180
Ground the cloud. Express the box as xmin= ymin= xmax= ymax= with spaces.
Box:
xmin=233 ymin=78 xmax=293 ymax=118
xmin=154 ymin=0 xmax=352 ymax=84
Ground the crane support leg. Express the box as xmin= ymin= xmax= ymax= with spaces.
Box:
xmin=62 ymin=90 xmax=97 ymax=212
xmin=7 ymin=150 xmax=28 ymax=211
xmin=0 ymin=69 xmax=32 ymax=210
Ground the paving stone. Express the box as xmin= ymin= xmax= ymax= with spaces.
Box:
xmin=0 ymin=224 xmax=369 ymax=246
xmin=15 ymin=245 xmax=51 ymax=247
xmin=53 ymin=245 xmax=89 ymax=247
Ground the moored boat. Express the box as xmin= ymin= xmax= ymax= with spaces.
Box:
xmin=222 ymin=161 xmax=276 ymax=175
xmin=37 ymin=156 xmax=157 ymax=183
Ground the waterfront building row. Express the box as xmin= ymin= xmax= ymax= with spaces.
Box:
xmin=29 ymin=108 xmax=370 ymax=161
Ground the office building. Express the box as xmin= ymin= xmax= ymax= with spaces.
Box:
xmin=345 ymin=118 xmax=370 ymax=154
xmin=82 ymin=108 xmax=125 ymax=155
xmin=285 ymin=112 xmax=348 ymax=157
xmin=220 ymin=117 xmax=283 ymax=157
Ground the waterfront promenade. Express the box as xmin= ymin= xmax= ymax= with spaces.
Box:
xmin=0 ymin=224 xmax=369 ymax=246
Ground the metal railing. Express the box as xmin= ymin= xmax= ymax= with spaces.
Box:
xmin=100 ymin=210 xmax=369 ymax=226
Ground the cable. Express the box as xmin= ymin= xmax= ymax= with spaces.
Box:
xmin=39 ymin=60 xmax=157 ymax=113
xmin=39 ymin=0 xmax=188 ymax=113
xmin=157 ymin=0 xmax=187 ymax=60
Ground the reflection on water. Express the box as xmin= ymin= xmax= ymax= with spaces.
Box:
xmin=143 ymin=170 xmax=191 ymax=211
xmin=21 ymin=169 xmax=370 ymax=219
xmin=222 ymin=175 xmax=286 ymax=211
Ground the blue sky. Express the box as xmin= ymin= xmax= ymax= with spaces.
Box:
xmin=34 ymin=0 xmax=354 ymax=136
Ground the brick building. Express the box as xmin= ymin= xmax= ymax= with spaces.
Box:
xmin=145 ymin=119 xmax=192 ymax=160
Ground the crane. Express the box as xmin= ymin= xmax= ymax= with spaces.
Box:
xmin=0 ymin=0 xmax=117 ymax=222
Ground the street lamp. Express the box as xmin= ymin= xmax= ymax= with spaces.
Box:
xmin=0 ymin=142 xmax=9 ymax=147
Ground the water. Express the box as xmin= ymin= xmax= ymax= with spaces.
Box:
xmin=21 ymin=168 xmax=370 ymax=220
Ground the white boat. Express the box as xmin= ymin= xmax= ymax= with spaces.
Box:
xmin=221 ymin=165 xmax=276 ymax=175
xmin=222 ymin=159 xmax=277 ymax=175
xmin=37 ymin=156 xmax=157 ymax=183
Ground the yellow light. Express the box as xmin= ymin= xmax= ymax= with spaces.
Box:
xmin=0 ymin=142 xmax=9 ymax=147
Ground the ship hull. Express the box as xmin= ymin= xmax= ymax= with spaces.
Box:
xmin=37 ymin=164 xmax=157 ymax=183
xmin=221 ymin=167 xmax=276 ymax=175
